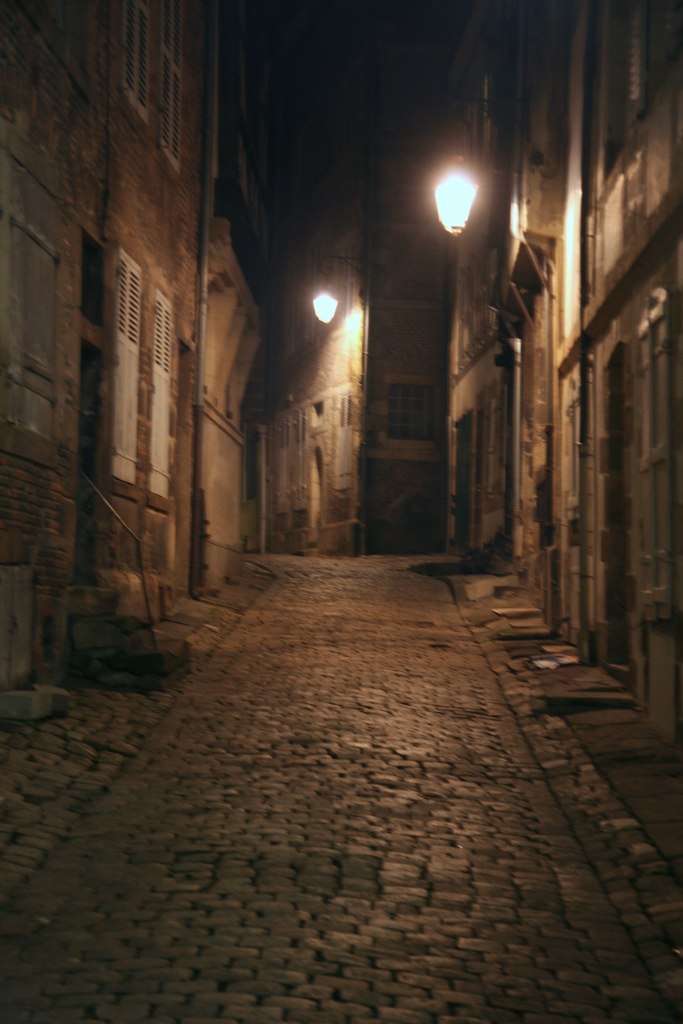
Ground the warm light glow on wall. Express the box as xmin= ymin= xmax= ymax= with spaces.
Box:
xmin=313 ymin=291 xmax=338 ymax=323
xmin=435 ymin=171 xmax=478 ymax=235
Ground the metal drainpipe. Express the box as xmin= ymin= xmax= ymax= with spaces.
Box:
xmin=511 ymin=338 xmax=522 ymax=520
xmin=190 ymin=0 xmax=217 ymax=596
xmin=257 ymin=424 xmax=267 ymax=555
xmin=578 ymin=1 xmax=598 ymax=662
xmin=358 ymin=33 xmax=378 ymax=557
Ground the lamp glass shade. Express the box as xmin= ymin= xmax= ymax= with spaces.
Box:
xmin=313 ymin=291 xmax=338 ymax=323
xmin=435 ymin=171 xmax=477 ymax=235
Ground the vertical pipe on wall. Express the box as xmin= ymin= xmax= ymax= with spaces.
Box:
xmin=511 ymin=337 xmax=522 ymax=518
xmin=358 ymin=17 xmax=378 ymax=557
xmin=190 ymin=0 xmax=217 ymax=596
xmin=257 ymin=424 xmax=267 ymax=555
xmin=578 ymin=0 xmax=598 ymax=662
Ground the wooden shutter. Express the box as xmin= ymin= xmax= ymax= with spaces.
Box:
xmin=112 ymin=251 xmax=142 ymax=483
xmin=336 ymin=392 xmax=352 ymax=489
xmin=123 ymin=0 xmax=149 ymax=120
xmin=0 ymin=566 xmax=33 ymax=690
xmin=629 ymin=0 xmax=647 ymax=119
xmin=639 ymin=288 xmax=672 ymax=620
xmin=666 ymin=0 xmax=683 ymax=58
xmin=160 ymin=0 xmax=182 ymax=164
xmin=9 ymin=160 xmax=57 ymax=436
xmin=294 ymin=408 xmax=308 ymax=508
xmin=150 ymin=291 xmax=173 ymax=497
xmin=275 ymin=419 xmax=289 ymax=513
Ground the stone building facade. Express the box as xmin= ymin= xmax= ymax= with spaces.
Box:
xmin=0 ymin=0 xmax=204 ymax=690
xmin=447 ymin=0 xmax=683 ymax=746
xmin=445 ymin=0 xmax=568 ymax=609
xmin=268 ymin=1 xmax=460 ymax=556
xmin=559 ymin=0 xmax=683 ymax=742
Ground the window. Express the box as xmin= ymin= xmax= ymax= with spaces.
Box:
xmin=294 ymin=405 xmax=307 ymax=505
xmin=639 ymin=287 xmax=672 ymax=620
xmin=8 ymin=159 xmax=58 ymax=436
xmin=335 ymin=392 xmax=352 ymax=488
xmin=160 ymin=0 xmax=182 ymax=165
xmin=81 ymin=234 xmax=104 ymax=326
xmin=388 ymin=384 xmax=433 ymax=441
xmin=628 ymin=0 xmax=648 ymax=119
xmin=566 ymin=379 xmax=580 ymax=520
xmin=275 ymin=418 xmax=289 ymax=513
xmin=122 ymin=0 xmax=149 ymax=120
xmin=150 ymin=291 xmax=173 ymax=497
xmin=112 ymin=250 xmax=142 ymax=483
xmin=486 ymin=397 xmax=498 ymax=496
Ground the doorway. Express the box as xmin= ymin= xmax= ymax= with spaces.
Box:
xmin=310 ymin=447 xmax=323 ymax=547
xmin=604 ymin=343 xmax=629 ymax=666
xmin=454 ymin=411 xmax=472 ymax=552
xmin=74 ymin=342 xmax=101 ymax=584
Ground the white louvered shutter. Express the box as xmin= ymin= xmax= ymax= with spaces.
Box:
xmin=336 ymin=392 xmax=352 ymax=489
xmin=112 ymin=251 xmax=142 ymax=483
xmin=291 ymin=409 xmax=307 ymax=507
xmin=123 ymin=0 xmax=149 ymax=120
xmin=150 ymin=291 xmax=173 ymax=497
xmin=639 ymin=288 xmax=672 ymax=620
xmin=160 ymin=0 xmax=182 ymax=165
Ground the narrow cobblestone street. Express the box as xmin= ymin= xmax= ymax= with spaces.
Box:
xmin=1 ymin=557 xmax=683 ymax=1024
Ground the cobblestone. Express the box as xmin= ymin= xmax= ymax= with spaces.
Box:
xmin=0 ymin=557 xmax=682 ymax=1022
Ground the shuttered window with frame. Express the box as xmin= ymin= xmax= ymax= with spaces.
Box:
xmin=629 ymin=0 xmax=648 ymax=119
xmin=122 ymin=0 xmax=149 ymax=121
xmin=336 ymin=392 xmax=353 ymax=489
xmin=150 ymin=290 xmax=173 ymax=497
xmin=293 ymin=408 xmax=308 ymax=509
xmin=8 ymin=159 xmax=58 ymax=436
xmin=275 ymin=419 xmax=289 ymax=513
xmin=638 ymin=287 xmax=672 ymax=620
xmin=160 ymin=0 xmax=182 ymax=165
xmin=112 ymin=250 xmax=142 ymax=483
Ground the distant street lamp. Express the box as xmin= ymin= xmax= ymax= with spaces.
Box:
xmin=435 ymin=170 xmax=477 ymax=235
xmin=313 ymin=290 xmax=338 ymax=323
xmin=312 ymin=255 xmax=362 ymax=322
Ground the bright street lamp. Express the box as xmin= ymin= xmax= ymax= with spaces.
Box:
xmin=435 ymin=170 xmax=478 ymax=235
xmin=313 ymin=291 xmax=338 ymax=323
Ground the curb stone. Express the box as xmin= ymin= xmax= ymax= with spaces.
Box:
xmin=446 ymin=579 xmax=683 ymax=1020
xmin=0 ymin=560 xmax=275 ymax=910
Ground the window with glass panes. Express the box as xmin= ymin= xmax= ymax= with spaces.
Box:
xmin=387 ymin=384 xmax=433 ymax=440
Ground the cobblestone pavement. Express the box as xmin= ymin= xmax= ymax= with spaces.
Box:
xmin=1 ymin=556 xmax=683 ymax=1024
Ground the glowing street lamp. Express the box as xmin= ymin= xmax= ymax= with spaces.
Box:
xmin=435 ymin=170 xmax=478 ymax=235
xmin=313 ymin=290 xmax=338 ymax=323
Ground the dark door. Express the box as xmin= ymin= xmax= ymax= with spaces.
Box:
xmin=73 ymin=342 xmax=102 ymax=584
xmin=454 ymin=411 xmax=472 ymax=552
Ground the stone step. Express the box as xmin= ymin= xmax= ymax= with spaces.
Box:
xmin=109 ymin=648 xmax=185 ymax=677
xmin=67 ymin=586 xmax=119 ymax=617
xmin=449 ymin=574 xmax=520 ymax=602
xmin=70 ymin=615 xmax=149 ymax=652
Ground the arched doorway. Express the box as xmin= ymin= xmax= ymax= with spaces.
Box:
xmin=309 ymin=447 xmax=323 ymax=547
xmin=605 ymin=343 xmax=629 ymax=667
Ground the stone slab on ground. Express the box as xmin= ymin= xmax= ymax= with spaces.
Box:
xmin=0 ymin=689 xmax=53 ymax=720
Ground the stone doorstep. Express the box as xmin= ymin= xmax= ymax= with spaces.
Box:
xmin=0 ymin=687 xmax=69 ymax=721
xmin=66 ymin=586 xmax=119 ymax=617
xmin=448 ymin=573 xmax=520 ymax=602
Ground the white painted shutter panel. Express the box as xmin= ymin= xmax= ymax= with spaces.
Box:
xmin=160 ymin=0 xmax=182 ymax=164
xmin=0 ymin=566 xmax=33 ymax=691
xmin=275 ymin=420 xmax=288 ymax=513
xmin=295 ymin=409 xmax=307 ymax=507
xmin=123 ymin=0 xmax=149 ymax=119
xmin=112 ymin=251 xmax=141 ymax=483
xmin=639 ymin=289 xmax=672 ymax=620
xmin=336 ymin=393 xmax=352 ymax=489
xmin=150 ymin=291 xmax=173 ymax=497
